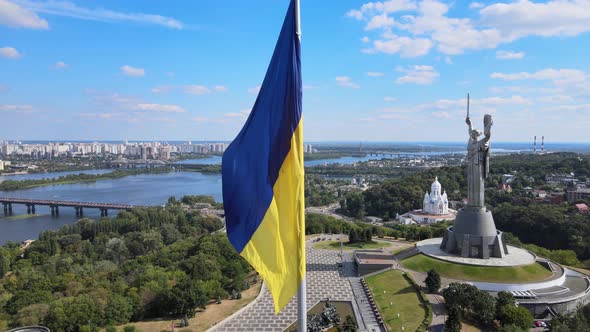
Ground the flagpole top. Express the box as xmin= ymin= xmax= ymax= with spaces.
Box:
xmin=294 ymin=0 xmax=301 ymax=39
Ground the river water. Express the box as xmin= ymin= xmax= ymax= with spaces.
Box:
xmin=0 ymin=171 xmax=222 ymax=245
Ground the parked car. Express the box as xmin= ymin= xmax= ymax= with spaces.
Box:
xmin=534 ymin=321 xmax=547 ymax=328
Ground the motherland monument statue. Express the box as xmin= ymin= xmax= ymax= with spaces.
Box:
xmin=440 ymin=94 xmax=509 ymax=259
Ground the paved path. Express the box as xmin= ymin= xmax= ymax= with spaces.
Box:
xmin=426 ymin=294 xmax=446 ymax=332
xmin=350 ymin=277 xmax=383 ymax=332
xmin=211 ymin=236 xmax=355 ymax=332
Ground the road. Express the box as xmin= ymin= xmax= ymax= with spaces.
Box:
xmin=306 ymin=203 xmax=357 ymax=222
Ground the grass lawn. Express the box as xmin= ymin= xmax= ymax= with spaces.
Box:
xmin=313 ymin=240 xmax=392 ymax=251
xmin=366 ymin=269 xmax=428 ymax=332
xmin=112 ymin=280 xmax=262 ymax=332
xmin=401 ymin=254 xmax=553 ymax=283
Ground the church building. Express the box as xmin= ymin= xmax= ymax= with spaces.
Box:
xmin=396 ymin=177 xmax=457 ymax=224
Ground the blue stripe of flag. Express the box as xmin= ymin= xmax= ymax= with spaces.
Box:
xmin=222 ymin=0 xmax=302 ymax=253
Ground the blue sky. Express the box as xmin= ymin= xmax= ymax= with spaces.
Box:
xmin=1 ymin=0 xmax=590 ymax=142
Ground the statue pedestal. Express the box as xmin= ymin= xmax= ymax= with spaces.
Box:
xmin=440 ymin=206 xmax=508 ymax=259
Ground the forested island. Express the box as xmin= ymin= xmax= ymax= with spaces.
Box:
xmin=0 ymin=167 xmax=174 ymax=191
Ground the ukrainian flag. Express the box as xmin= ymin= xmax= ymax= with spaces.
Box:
xmin=221 ymin=0 xmax=305 ymax=313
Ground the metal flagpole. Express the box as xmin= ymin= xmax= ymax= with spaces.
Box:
xmin=295 ymin=0 xmax=306 ymax=331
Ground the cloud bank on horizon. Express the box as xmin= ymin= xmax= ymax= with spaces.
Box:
xmin=1 ymin=0 xmax=589 ymax=142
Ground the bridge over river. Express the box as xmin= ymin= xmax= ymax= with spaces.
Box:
xmin=0 ymin=197 xmax=145 ymax=217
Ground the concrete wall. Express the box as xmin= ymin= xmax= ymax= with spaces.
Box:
xmin=357 ymin=263 xmax=393 ymax=276
xmin=469 ymin=271 xmax=567 ymax=292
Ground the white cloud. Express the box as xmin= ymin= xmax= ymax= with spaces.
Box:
xmin=348 ymin=0 xmax=590 ymax=58
xmin=51 ymin=61 xmax=68 ymax=69
xmin=365 ymin=13 xmax=395 ymax=31
xmin=496 ymin=50 xmax=525 ymax=60
xmin=395 ymin=65 xmax=439 ymax=85
xmin=135 ymin=103 xmax=185 ymax=113
xmin=151 ymin=86 xmax=172 ymax=94
xmin=367 ymin=71 xmax=385 ymax=77
xmin=303 ymin=85 xmax=317 ymax=90
xmin=372 ymin=34 xmax=433 ymax=57
xmin=13 ymin=0 xmax=184 ymax=29
xmin=248 ymin=85 xmax=261 ymax=94
xmin=85 ymin=89 xmax=140 ymax=108
xmin=536 ymin=95 xmax=574 ymax=103
xmin=79 ymin=112 xmax=125 ymax=120
xmin=379 ymin=106 xmax=413 ymax=113
xmin=0 ymin=46 xmax=21 ymax=59
xmin=214 ymin=85 xmax=228 ymax=93
xmin=336 ymin=76 xmax=360 ymax=88
xmin=480 ymin=0 xmax=590 ymax=40
xmin=361 ymin=36 xmax=370 ymax=43
xmin=376 ymin=113 xmax=411 ymax=120
xmin=490 ymin=68 xmax=589 ymax=86
xmin=0 ymin=0 xmax=48 ymax=29
xmin=384 ymin=96 xmax=396 ymax=102
xmin=193 ymin=116 xmax=209 ymax=123
xmin=84 ymin=90 xmax=186 ymax=120
xmin=346 ymin=0 xmax=417 ymax=21
xmin=166 ymin=71 xmax=175 ymax=77
xmin=477 ymin=95 xmax=532 ymax=106
xmin=184 ymin=85 xmax=212 ymax=95
xmin=444 ymin=56 xmax=452 ymax=64
xmin=423 ymin=95 xmax=532 ymax=110
xmin=224 ymin=109 xmax=250 ymax=119
xmin=0 ymin=104 xmax=33 ymax=112
xmin=192 ymin=115 xmax=233 ymax=125
xmin=432 ymin=111 xmax=451 ymax=118
xmin=120 ymin=65 xmax=145 ymax=77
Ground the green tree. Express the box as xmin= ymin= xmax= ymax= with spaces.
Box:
xmin=498 ymin=305 xmax=533 ymax=330
xmin=348 ymin=228 xmax=358 ymax=244
xmin=46 ymin=295 xmax=104 ymax=332
xmin=496 ymin=291 xmax=515 ymax=319
xmin=425 ymin=269 xmax=441 ymax=293
xmin=105 ymin=294 xmax=134 ymax=325
xmin=0 ymin=250 xmax=9 ymax=276
xmin=444 ymin=305 xmax=462 ymax=332
xmin=159 ymin=279 xmax=208 ymax=318
xmin=4 ymin=290 xmax=53 ymax=315
xmin=160 ymin=223 xmax=181 ymax=245
xmin=14 ymin=303 xmax=50 ymax=327
xmin=363 ymin=228 xmax=373 ymax=243
xmin=123 ymin=325 xmax=137 ymax=332
xmin=473 ymin=291 xmax=496 ymax=327
xmin=341 ymin=314 xmax=357 ymax=332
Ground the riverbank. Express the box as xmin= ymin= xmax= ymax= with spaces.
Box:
xmin=0 ymin=167 xmax=174 ymax=191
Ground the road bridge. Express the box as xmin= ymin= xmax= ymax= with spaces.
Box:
xmin=0 ymin=197 xmax=143 ymax=217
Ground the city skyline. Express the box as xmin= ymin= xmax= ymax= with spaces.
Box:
xmin=2 ymin=0 xmax=590 ymax=142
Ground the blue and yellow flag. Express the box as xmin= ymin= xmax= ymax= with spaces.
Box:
xmin=221 ymin=0 xmax=304 ymax=313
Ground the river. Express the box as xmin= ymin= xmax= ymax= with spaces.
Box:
xmin=0 ymin=171 xmax=222 ymax=245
